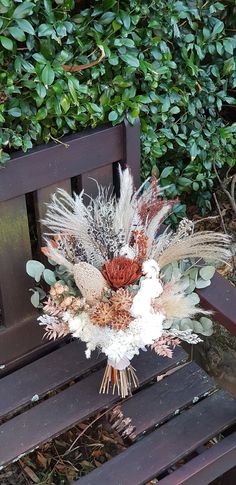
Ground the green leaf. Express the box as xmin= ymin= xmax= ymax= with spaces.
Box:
xmin=0 ymin=36 xmax=13 ymax=50
xmin=120 ymin=54 xmax=139 ymax=68
xmin=43 ymin=269 xmax=57 ymax=286
xmin=8 ymin=26 xmax=26 ymax=42
xmin=108 ymin=110 xmax=118 ymax=121
xmin=120 ymin=12 xmax=131 ymax=30
xmin=8 ymin=107 xmax=21 ymax=117
xmin=199 ymin=266 xmax=215 ymax=281
xmin=41 ymin=64 xmax=55 ymax=85
xmin=190 ymin=141 xmax=198 ymax=159
xmin=100 ymin=12 xmax=116 ymax=25
xmin=223 ymin=57 xmax=235 ymax=75
xmin=33 ymin=53 xmax=47 ymax=64
xmin=212 ymin=19 xmax=224 ymax=36
xmin=38 ymin=23 xmax=54 ymax=37
xmin=26 ymin=260 xmax=45 ymax=282
xmin=161 ymin=166 xmax=173 ymax=178
xmin=13 ymin=2 xmax=34 ymax=19
xmin=60 ymin=95 xmax=70 ymax=113
xmin=192 ymin=181 xmax=199 ymax=191
xmin=178 ymin=177 xmax=191 ymax=187
xmin=16 ymin=19 xmax=35 ymax=35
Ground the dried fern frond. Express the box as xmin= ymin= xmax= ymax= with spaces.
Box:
xmin=151 ymin=333 xmax=180 ymax=358
xmin=156 ymin=231 xmax=231 ymax=268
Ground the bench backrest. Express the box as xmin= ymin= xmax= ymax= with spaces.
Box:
xmin=0 ymin=120 xmax=140 ymax=370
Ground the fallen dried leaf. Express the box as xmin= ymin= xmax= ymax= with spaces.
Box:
xmin=36 ymin=451 xmax=48 ymax=469
xmin=19 ymin=460 xmax=40 ymax=483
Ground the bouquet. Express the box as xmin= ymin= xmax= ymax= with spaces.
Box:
xmin=26 ymin=167 xmax=231 ymax=397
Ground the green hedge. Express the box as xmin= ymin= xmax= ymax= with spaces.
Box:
xmin=0 ymin=0 xmax=235 ymax=217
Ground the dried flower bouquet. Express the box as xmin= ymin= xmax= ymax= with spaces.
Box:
xmin=26 ymin=167 xmax=231 ymax=397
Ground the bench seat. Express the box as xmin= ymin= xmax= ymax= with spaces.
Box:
xmin=0 ymin=340 xmax=236 ymax=484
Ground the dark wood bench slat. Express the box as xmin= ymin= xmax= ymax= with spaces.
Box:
xmin=0 ymin=125 xmax=123 ymax=202
xmin=80 ymin=165 xmax=114 ymax=198
xmin=0 ymin=196 xmax=35 ymax=328
xmin=0 ymin=347 xmax=187 ymax=468
xmin=0 ymin=341 xmax=104 ymax=420
xmin=198 ymin=272 xmax=236 ymax=336
xmin=120 ymin=362 xmax=215 ymax=439
xmin=76 ymin=390 xmax=236 ymax=485
xmin=159 ymin=431 xmax=236 ymax=485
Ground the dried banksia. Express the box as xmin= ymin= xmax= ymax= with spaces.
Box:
xmin=110 ymin=288 xmax=133 ymax=312
xmin=91 ymin=302 xmax=113 ymax=326
xmin=74 ymin=262 xmax=108 ymax=305
xmin=102 ymin=256 xmax=141 ymax=289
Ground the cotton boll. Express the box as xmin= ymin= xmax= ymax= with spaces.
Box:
xmin=119 ymin=244 xmax=136 ymax=259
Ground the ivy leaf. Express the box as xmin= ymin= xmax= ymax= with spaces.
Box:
xmin=0 ymin=36 xmax=13 ymax=50
xmin=41 ymin=64 xmax=55 ymax=85
xmin=120 ymin=54 xmax=139 ymax=68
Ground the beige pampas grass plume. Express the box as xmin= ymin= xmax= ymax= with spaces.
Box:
xmin=73 ymin=262 xmax=108 ymax=305
xmin=156 ymin=231 xmax=231 ymax=269
xmin=153 ymin=282 xmax=210 ymax=320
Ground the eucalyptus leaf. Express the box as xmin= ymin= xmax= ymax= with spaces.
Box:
xmin=30 ymin=290 xmax=40 ymax=308
xmin=195 ymin=278 xmax=211 ymax=289
xmin=26 ymin=260 xmax=45 ymax=282
xmin=199 ymin=266 xmax=215 ymax=281
xmin=43 ymin=269 xmax=57 ymax=286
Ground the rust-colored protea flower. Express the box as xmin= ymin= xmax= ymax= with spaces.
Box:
xmin=91 ymin=302 xmax=113 ymax=327
xmin=110 ymin=288 xmax=133 ymax=312
xmin=102 ymin=256 xmax=141 ymax=289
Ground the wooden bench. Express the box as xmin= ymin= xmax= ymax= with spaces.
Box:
xmin=0 ymin=121 xmax=236 ymax=483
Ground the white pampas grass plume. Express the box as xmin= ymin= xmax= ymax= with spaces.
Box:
xmin=145 ymin=205 xmax=171 ymax=256
xmin=73 ymin=262 xmax=108 ymax=305
xmin=156 ymin=231 xmax=231 ymax=268
xmin=114 ymin=167 xmax=136 ymax=241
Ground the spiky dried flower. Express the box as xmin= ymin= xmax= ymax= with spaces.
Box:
xmin=91 ymin=302 xmax=113 ymax=326
xmin=110 ymin=288 xmax=133 ymax=312
xmin=111 ymin=310 xmax=132 ymax=331
xmin=102 ymin=256 xmax=141 ymax=289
